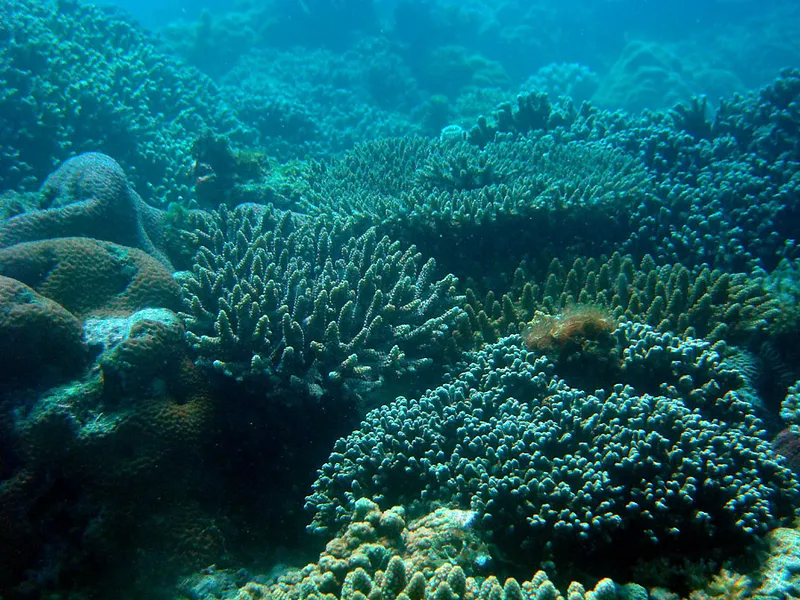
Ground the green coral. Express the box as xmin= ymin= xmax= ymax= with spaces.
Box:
xmin=461 ymin=252 xmax=783 ymax=347
xmin=178 ymin=204 xmax=466 ymax=401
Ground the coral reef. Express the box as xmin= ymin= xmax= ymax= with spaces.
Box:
xmin=1 ymin=11 xmax=800 ymax=598
xmin=178 ymin=204 xmax=465 ymax=400
xmin=752 ymin=528 xmax=800 ymax=598
xmin=306 ymin=330 xmax=798 ymax=580
xmin=217 ymin=43 xmax=422 ymax=162
xmin=591 ymin=40 xmax=732 ymax=114
xmin=521 ymin=63 xmax=600 ymax=106
xmin=0 ymin=152 xmax=173 ymax=267
xmin=0 ymin=0 xmax=254 ymax=204
xmin=694 ymin=569 xmax=752 ymax=600
xmin=287 ymin=134 xmax=654 ymax=287
xmin=0 ymin=274 xmax=87 ymax=387
xmin=89 ymin=308 xmax=187 ymax=398
xmin=190 ymin=131 xmax=270 ymax=209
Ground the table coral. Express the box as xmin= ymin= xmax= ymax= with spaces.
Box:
xmin=462 ymin=252 xmax=782 ymax=349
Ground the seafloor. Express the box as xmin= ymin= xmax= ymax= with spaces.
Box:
xmin=1 ymin=1 xmax=800 ymax=599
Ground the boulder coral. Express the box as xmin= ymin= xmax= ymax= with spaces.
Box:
xmin=0 ymin=153 xmax=173 ymax=268
xmin=0 ymin=237 xmax=180 ymax=318
xmin=0 ymin=274 xmax=87 ymax=387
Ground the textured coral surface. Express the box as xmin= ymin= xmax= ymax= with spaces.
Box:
xmin=0 ymin=17 xmax=800 ymax=599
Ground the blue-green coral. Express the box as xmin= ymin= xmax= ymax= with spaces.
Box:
xmin=306 ymin=323 xmax=799 ymax=573
xmin=0 ymin=0 xmax=252 ymax=204
xmin=178 ymin=204 xmax=466 ymax=400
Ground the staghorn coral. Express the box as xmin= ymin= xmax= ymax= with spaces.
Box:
xmin=306 ymin=330 xmax=797 ymax=581
xmin=178 ymin=204 xmax=466 ymax=401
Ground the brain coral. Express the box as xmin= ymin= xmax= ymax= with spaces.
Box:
xmin=0 ymin=237 xmax=180 ymax=318
xmin=0 ymin=275 xmax=87 ymax=387
xmin=7 ymin=306 xmax=219 ymax=595
xmin=0 ymin=153 xmax=172 ymax=268
xmin=306 ymin=325 xmax=799 ymax=578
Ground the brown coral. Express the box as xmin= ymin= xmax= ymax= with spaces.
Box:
xmin=0 ymin=274 xmax=88 ymax=386
xmin=523 ymin=304 xmax=614 ymax=354
xmin=0 ymin=237 xmax=180 ymax=318
xmin=693 ymin=569 xmax=752 ymax=600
